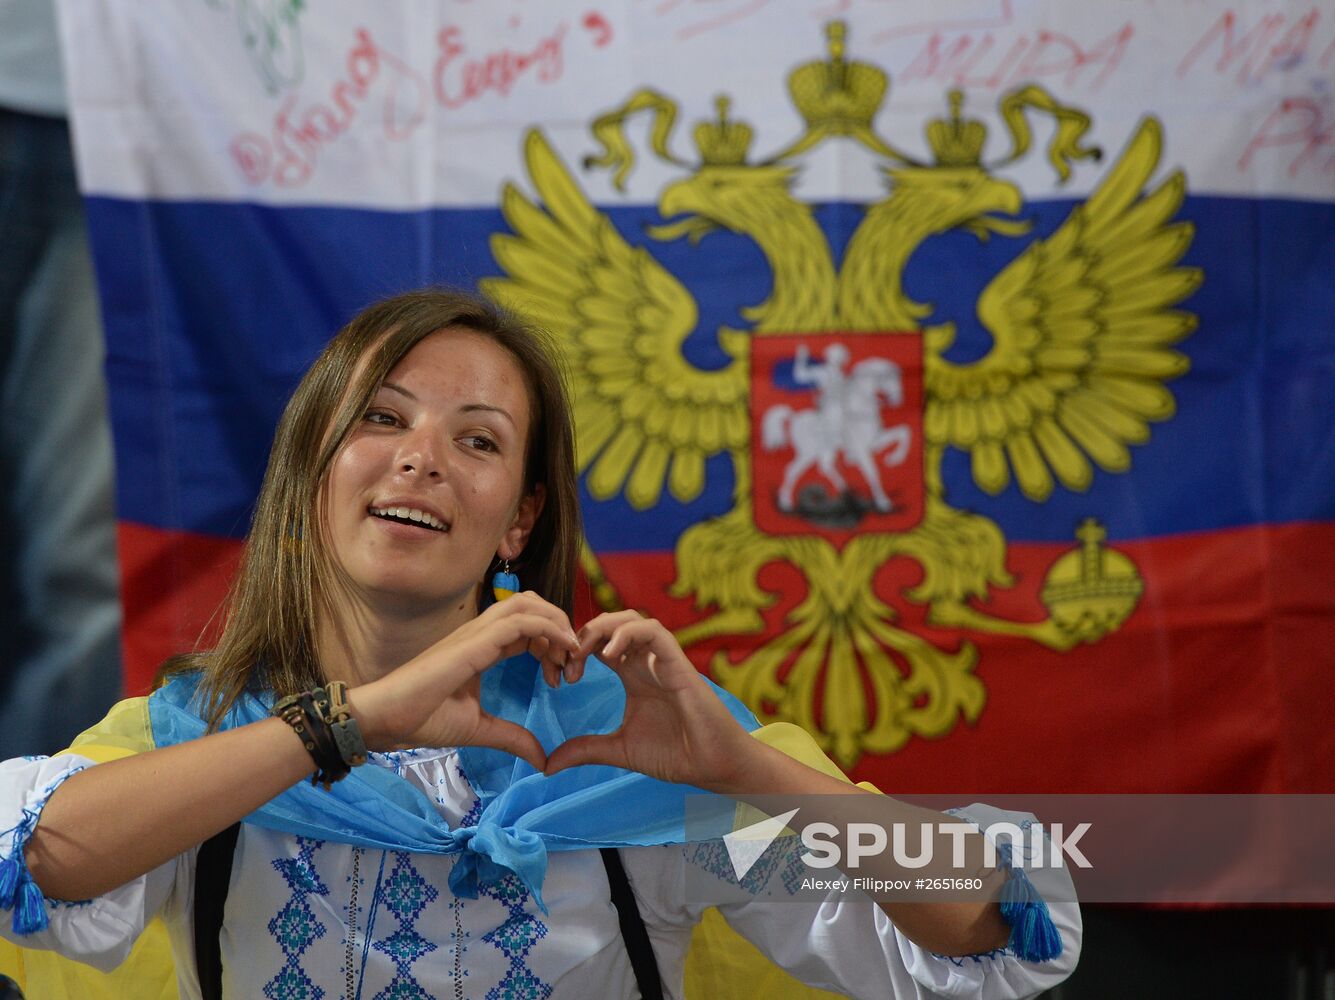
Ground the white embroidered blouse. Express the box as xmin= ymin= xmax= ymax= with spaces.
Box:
xmin=0 ymin=750 xmax=1081 ymax=999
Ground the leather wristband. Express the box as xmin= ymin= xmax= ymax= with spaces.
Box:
xmin=303 ymin=690 xmax=349 ymax=788
xmin=274 ymin=689 xmax=350 ymax=790
xmin=322 ymin=680 xmax=369 ymax=767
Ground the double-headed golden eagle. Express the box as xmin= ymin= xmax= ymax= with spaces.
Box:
xmin=482 ymin=67 xmax=1200 ymax=766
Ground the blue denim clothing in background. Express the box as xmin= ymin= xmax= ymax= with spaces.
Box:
xmin=0 ymin=106 xmax=121 ymax=757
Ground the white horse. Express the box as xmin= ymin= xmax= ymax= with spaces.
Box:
xmin=762 ymin=356 xmax=911 ymax=513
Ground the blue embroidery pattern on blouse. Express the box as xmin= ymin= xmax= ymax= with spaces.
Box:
xmin=264 ymin=837 xmax=329 ymax=1000
xmin=371 ymin=852 xmax=439 ymax=1000
xmin=367 ymin=748 xmax=428 ymax=777
xmin=47 ymin=898 xmax=94 ymax=910
xmin=686 ymin=836 xmax=796 ymax=896
xmin=932 ymin=948 xmax=1008 ymax=965
xmin=778 ymin=837 xmax=812 ymax=896
xmin=480 ymin=872 xmax=551 ymax=1000
xmin=459 ymin=793 xmax=483 ymax=830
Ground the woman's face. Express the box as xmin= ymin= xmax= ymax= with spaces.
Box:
xmin=321 ymin=327 xmax=541 ymax=615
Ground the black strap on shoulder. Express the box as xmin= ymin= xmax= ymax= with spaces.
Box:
xmin=600 ymin=847 xmax=664 ymax=1000
xmin=194 ymin=822 xmax=241 ymax=1000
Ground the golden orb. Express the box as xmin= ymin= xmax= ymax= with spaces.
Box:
xmin=1039 ymin=518 xmax=1143 ymax=644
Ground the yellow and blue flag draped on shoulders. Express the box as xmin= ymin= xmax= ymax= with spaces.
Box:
xmin=150 ymin=656 xmax=762 ymax=912
xmin=0 ymin=658 xmax=918 ymax=999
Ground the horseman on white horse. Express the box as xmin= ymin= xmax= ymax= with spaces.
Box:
xmin=762 ymin=341 xmax=912 ymax=514
xmin=797 ymin=341 xmax=851 ymax=441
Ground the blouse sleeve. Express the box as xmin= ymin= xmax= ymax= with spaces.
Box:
xmin=0 ymin=754 xmax=188 ymax=972
xmin=622 ymin=803 xmax=1081 ymax=1000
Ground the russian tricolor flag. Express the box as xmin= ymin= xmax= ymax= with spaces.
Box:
xmin=58 ymin=1 xmax=1335 ymax=797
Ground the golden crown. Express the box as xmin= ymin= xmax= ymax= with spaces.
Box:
xmin=787 ymin=21 xmax=887 ymax=134
xmin=694 ymin=95 xmax=754 ymax=165
xmin=926 ymin=89 xmax=987 ymax=166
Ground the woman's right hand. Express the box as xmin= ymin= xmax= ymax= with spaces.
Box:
xmin=348 ymin=592 xmax=579 ymax=770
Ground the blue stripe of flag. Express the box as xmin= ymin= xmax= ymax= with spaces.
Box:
xmin=86 ymin=194 xmax=1335 ymax=545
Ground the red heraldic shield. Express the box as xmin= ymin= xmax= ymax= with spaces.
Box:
xmin=752 ymin=332 xmax=924 ymax=541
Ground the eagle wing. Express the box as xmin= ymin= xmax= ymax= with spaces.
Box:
xmin=926 ymin=118 xmax=1202 ymax=501
xmin=482 ymin=131 xmax=750 ymax=510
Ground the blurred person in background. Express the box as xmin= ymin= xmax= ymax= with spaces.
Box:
xmin=0 ymin=0 xmax=121 ymax=756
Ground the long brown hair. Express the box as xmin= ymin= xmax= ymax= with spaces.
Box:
xmin=159 ymin=288 xmax=581 ymax=729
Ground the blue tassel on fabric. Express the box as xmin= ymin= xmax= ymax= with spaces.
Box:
xmin=998 ymin=866 xmax=1062 ymax=962
xmin=13 ymin=878 xmax=49 ymax=934
xmin=1 ymin=811 xmax=49 ymax=934
xmin=0 ymin=854 xmax=20 ymax=910
xmin=492 ymin=568 xmax=520 ymax=603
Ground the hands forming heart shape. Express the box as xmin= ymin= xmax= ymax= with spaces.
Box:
xmin=347 ymin=593 xmax=758 ymax=794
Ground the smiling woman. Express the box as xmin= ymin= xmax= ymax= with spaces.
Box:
xmin=0 ymin=288 xmax=1079 ymax=999
xmin=161 ymin=290 xmax=582 ymax=732
xmin=321 ymin=329 xmax=551 ymax=685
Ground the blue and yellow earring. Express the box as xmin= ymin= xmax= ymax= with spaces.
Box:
xmin=492 ymin=558 xmax=520 ymax=602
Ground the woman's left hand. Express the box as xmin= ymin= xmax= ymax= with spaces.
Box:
xmin=542 ymin=611 xmax=758 ymax=791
